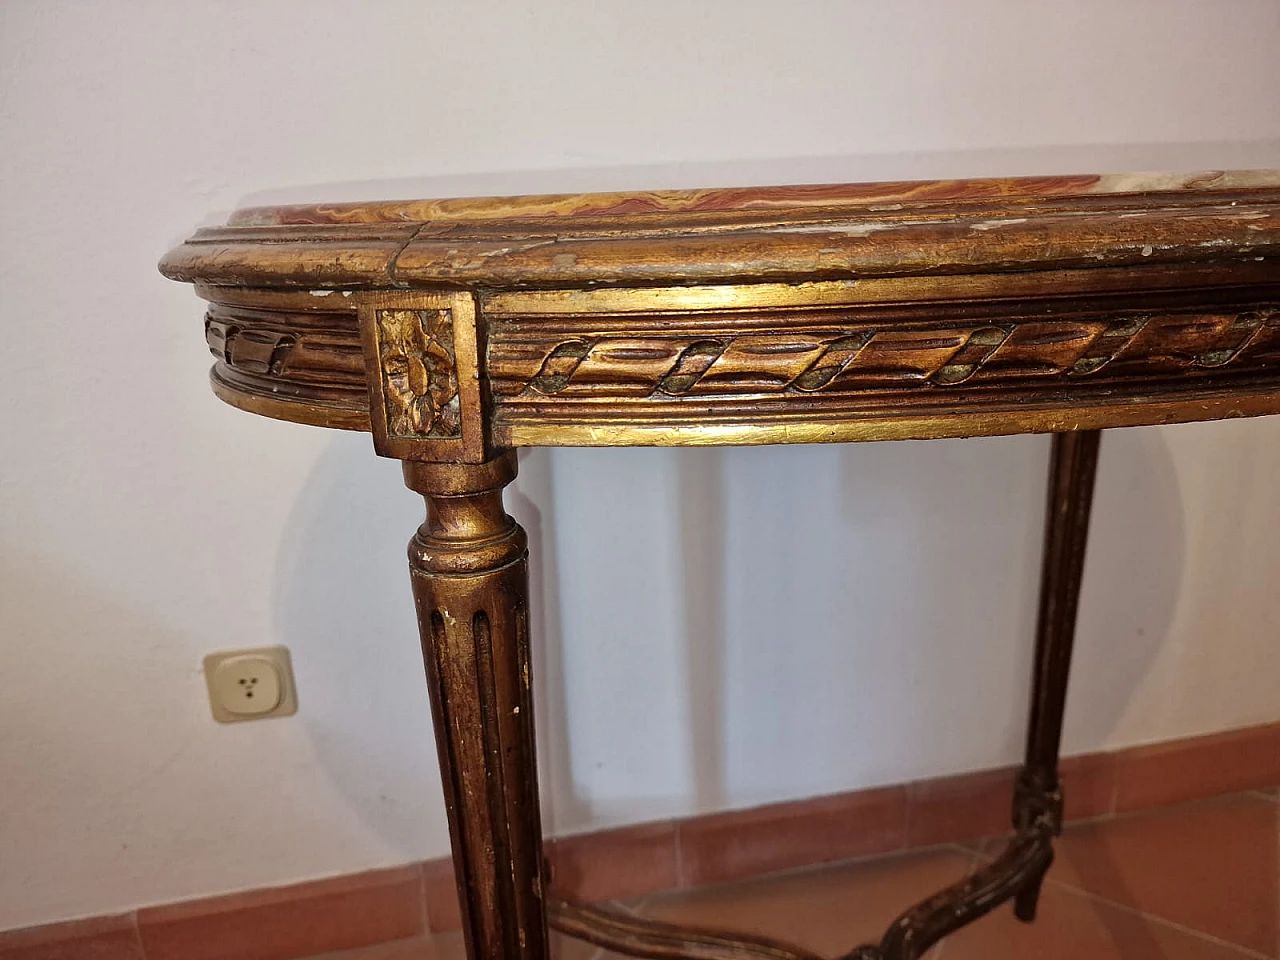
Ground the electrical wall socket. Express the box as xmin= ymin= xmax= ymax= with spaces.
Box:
xmin=203 ymin=646 xmax=297 ymax=723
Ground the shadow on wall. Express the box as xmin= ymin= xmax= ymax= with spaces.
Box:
xmin=256 ymin=143 xmax=1216 ymax=844
xmin=505 ymin=449 xmax=585 ymax=834
xmin=1067 ymin=427 xmax=1187 ymax=750
xmin=270 ymin=433 xmax=444 ymax=858
xmin=268 ymin=423 xmax=1185 ymax=851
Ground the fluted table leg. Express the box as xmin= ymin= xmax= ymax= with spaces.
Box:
xmin=403 ymin=452 xmax=549 ymax=960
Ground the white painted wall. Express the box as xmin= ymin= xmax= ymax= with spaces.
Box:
xmin=2 ymin=0 xmax=1279 ymax=931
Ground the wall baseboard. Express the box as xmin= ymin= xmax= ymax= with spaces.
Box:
xmin=4 ymin=720 xmax=1278 ymax=959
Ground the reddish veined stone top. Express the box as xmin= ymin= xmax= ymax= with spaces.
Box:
xmin=229 ymin=170 xmax=1280 ymax=226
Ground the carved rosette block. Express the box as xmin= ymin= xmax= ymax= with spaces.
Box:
xmin=378 ymin=308 xmax=461 ymax=438
xmin=360 ymin=292 xmax=487 ymax=462
xmin=404 ymin=454 xmax=548 ymax=960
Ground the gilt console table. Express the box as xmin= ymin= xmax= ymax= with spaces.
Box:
xmin=161 ymin=171 xmax=1280 ymax=960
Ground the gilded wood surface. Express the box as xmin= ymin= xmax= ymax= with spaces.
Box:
xmin=161 ymin=173 xmax=1280 ymax=291
xmin=376 ymin=309 xmax=461 ymax=439
xmin=405 ymin=455 xmax=548 ymax=960
xmin=358 ymin=292 xmax=487 ymax=462
xmin=188 ymin=283 xmax=1280 ymax=451
xmin=164 ymin=172 xmax=1280 ymax=451
xmin=202 ymin=297 xmax=370 ymax=430
xmin=160 ymin=175 xmax=1280 ymax=960
xmin=489 ymin=304 xmax=1280 ymax=398
xmin=486 ymin=290 xmax=1280 ymax=446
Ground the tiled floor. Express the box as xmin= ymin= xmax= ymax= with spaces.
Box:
xmin=313 ymin=790 xmax=1279 ymax=960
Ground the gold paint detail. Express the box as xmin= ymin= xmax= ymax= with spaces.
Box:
xmin=199 ymin=297 xmax=372 ymax=431
xmin=192 ymin=286 xmax=1280 ymax=448
xmin=497 ymin=392 xmax=1280 ymax=448
xmin=206 ymin=316 xmax=296 ymax=375
xmin=210 ymin=369 xmax=371 ymax=431
xmin=479 ymin=263 xmax=1280 ymax=317
xmin=376 ymin=308 xmax=461 ymax=439
xmin=202 ymin=301 xmax=367 ymax=401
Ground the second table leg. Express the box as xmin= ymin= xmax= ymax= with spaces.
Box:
xmin=1014 ymin=429 xmax=1102 ymax=922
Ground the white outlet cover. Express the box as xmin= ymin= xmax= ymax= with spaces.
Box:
xmin=203 ymin=646 xmax=297 ymax=723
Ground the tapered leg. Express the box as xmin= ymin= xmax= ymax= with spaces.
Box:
xmin=1014 ymin=430 xmax=1101 ymax=922
xmin=404 ymin=452 xmax=549 ymax=960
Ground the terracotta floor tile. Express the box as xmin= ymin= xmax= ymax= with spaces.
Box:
xmin=907 ymin=768 xmax=1015 ymax=848
xmin=940 ymin=883 xmax=1259 ymax=960
xmin=307 ymin=930 xmax=609 ymax=960
xmin=641 ymin=846 xmax=974 ymax=956
xmin=1060 ymin=751 xmax=1119 ymax=821
xmin=552 ymin=929 xmax=636 ymax=960
xmin=548 ymin=821 xmax=678 ymax=903
xmin=306 ymin=935 xmax=461 ymax=960
xmin=678 ymin=786 xmax=907 ymax=887
xmin=549 ymin=924 xmax=638 ymax=960
xmin=1047 ymin=794 xmax=1279 ymax=956
xmin=548 ymin=931 xmax=609 ymax=960
xmin=0 ymin=914 xmax=144 ymax=960
xmin=907 ymin=756 xmax=1118 ymax=850
xmin=186 ymin=787 xmax=1280 ymax=960
xmin=421 ymin=859 xmax=461 ymax=933
xmin=138 ymin=865 xmax=425 ymax=960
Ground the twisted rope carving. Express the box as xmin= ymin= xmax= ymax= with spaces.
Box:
xmin=492 ymin=307 xmax=1279 ymax=400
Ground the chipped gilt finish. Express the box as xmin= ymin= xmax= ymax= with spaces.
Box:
xmin=162 ymin=171 xmax=1280 ymax=960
